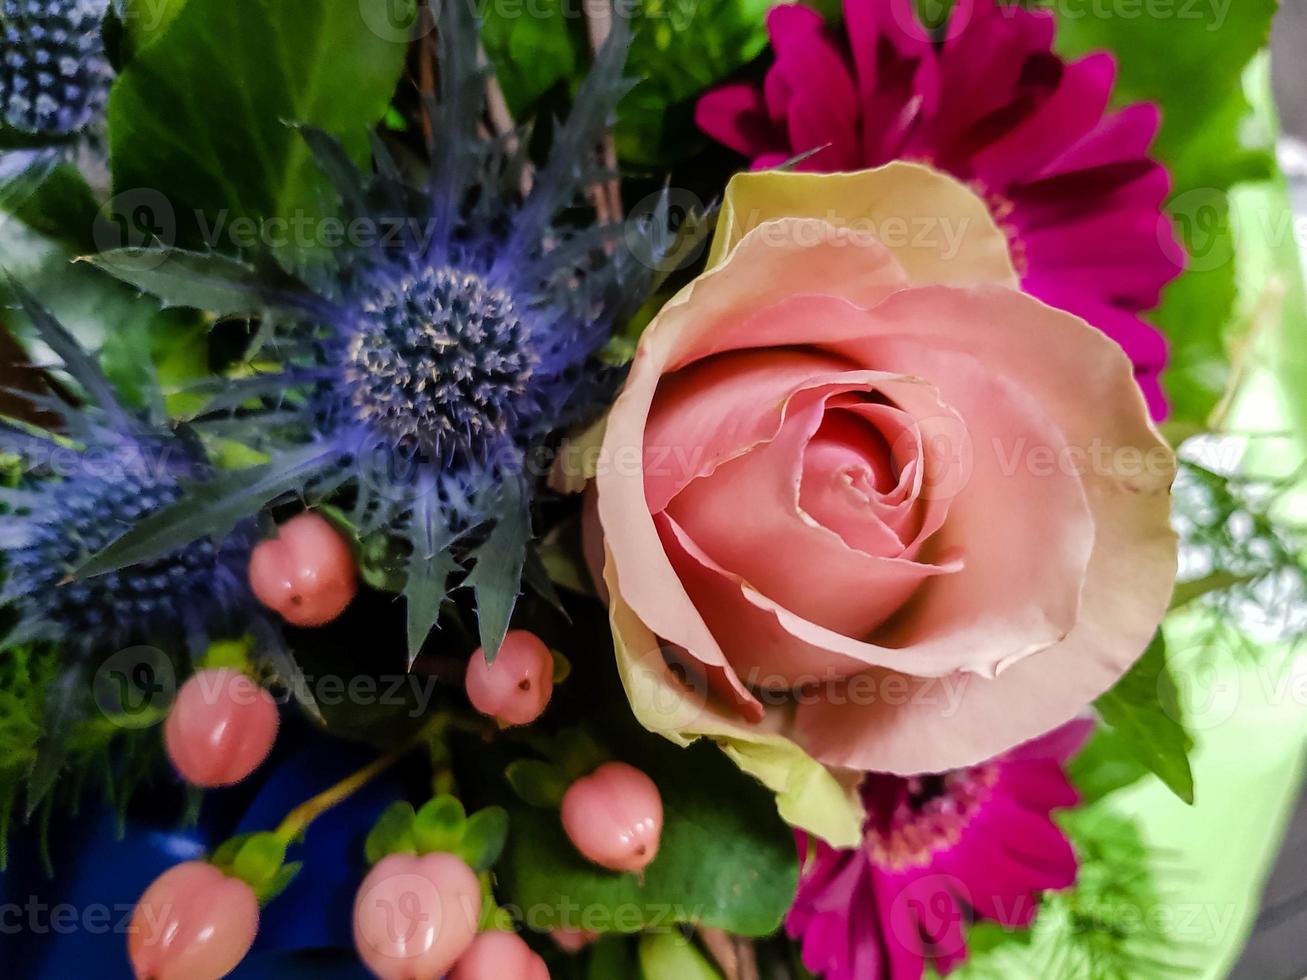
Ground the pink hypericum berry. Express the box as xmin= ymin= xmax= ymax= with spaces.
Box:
xmin=550 ymin=928 xmax=598 ymax=953
xmin=561 ymin=761 xmax=664 ymax=874
xmin=450 ymin=930 xmax=550 ymax=980
xmin=248 ymin=512 xmax=358 ymax=627
xmin=165 ymin=668 xmax=279 ymax=787
xmin=353 ymin=852 xmax=482 ymax=980
xmin=464 ymin=630 xmax=554 ymax=727
xmin=128 ymin=861 xmax=259 ymax=980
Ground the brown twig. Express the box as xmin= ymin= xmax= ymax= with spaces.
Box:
xmin=584 ymin=0 xmax=623 ymax=226
xmin=700 ymin=929 xmax=761 ymax=980
xmin=416 ymin=5 xmax=437 ymax=148
xmin=479 ymin=45 xmax=534 ymax=198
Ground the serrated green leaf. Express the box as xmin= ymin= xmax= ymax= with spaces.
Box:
xmin=1094 ymin=632 xmax=1195 ymax=805
xmin=504 ymin=759 xmax=570 ymax=809
xmin=86 ymin=248 xmax=301 ymax=316
xmin=456 ymin=806 xmax=509 ymax=873
xmin=365 ymin=801 xmax=418 ymax=865
xmin=463 ymin=481 xmax=529 ymax=662
xmin=108 ymin=0 xmax=408 ymax=262
xmin=413 ymin=795 xmax=467 ymax=855
xmin=74 ymin=442 xmax=340 ymax=579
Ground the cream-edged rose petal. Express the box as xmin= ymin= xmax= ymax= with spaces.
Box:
xmin=791 ymin=285 xmax=1176 ymax=772
xmin=604 ymin=549 xmax=865 ymax=848
xmin=598 ymin=224 xmax=917 ymax=710
xmin=707 ymin=164 xmax=1018 ymax=287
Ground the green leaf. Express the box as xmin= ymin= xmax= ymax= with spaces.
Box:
xmin=86 ymin=248 xmax=305 ymax=316
xmin=618 ymin=0 xmax=775 ymax=167
xmin=496 ymin=740 xmax=798 ymax=937
xmin=587 ymin=936 xmax=641 ymax=980
xmin=413 ymin=795 xmax=467 ymax=855
xmin=107 ymin=0 xmax=409 ymax=261
xmin=1094 ymin=632 xmax=1195 ymax=805
xmin=74 ymin=442 xmax=340 ymax=579
xmin=119 ymin=0 xmax=190 ymax=49
xmin=365 ymin=801 xmax=418 ymax=865
xmin=1067 ymin=726 xmax=1150 ymax=807
xmin=456 ymin=806 xmax=510 ymax=873
xmin=638 ymin=932 xmax=724 ymax=980
xmin=480 ymin=0 xmax=581 ymax=113
xmin=504 ymin=759 xmax=570 ymax=808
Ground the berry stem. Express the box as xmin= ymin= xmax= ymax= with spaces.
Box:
xmin=273 ymin=713 xmax=470 ymax=843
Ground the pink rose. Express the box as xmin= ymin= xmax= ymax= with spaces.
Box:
xmin=592 ymin=165 xmax=1175 ymax=835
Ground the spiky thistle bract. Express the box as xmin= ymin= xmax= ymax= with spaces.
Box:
xmin=0 ymin=282 xmax=278 ymax=809
xmin=82 ymin=6 xmax=694 ymax=661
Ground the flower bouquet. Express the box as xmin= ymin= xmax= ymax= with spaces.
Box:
xmin=0 ymin=1 xmax=1304 ymax=978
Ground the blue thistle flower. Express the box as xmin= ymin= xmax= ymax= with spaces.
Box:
xmin=0 ymin=283 xmax=288 ymax=808
xmin=0 ymin=0 xmax=113 ymax=138
xmin=81 ymin=6 xmax=695 ymax=661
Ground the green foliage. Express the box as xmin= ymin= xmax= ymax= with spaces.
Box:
xmin=364 ymin=801 xmax=419 ymax=864
xmin=495 ymin=738 xmax=798 ymax=937
xmin=0 ymin=646 xmax=163 ymax=869
xmin=639 ymin=931 xmax=724 ymax=980
xmin=365 ymin=796 xmax=510 ymax=873
xmin=481 ymin=1 xmax=774 ymax=167
xmin=950 ymin=810 xmax=1190 ymax=979
xmin=480 ymin=0 xmax=582 ymax=113
xmin=1093 ymin=633 xmax=1196 ymax=805
xmin=107 ymin=0 xmax=409 ymax=261
xmin=211 ymin=831 xmax=302 ymax=903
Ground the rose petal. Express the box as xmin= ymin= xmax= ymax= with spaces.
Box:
xmin=792 ymin=286 xmax=1175 ymax=772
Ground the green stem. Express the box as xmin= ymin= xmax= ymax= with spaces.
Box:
xmin=273 ymin=716 xmax=447 ymax=844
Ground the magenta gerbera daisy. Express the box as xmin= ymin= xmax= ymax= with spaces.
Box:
xmin=786 ymin=721 xmax=1091 ymax=980
xmin=696 ymin=0 xmax=1183 ymax=419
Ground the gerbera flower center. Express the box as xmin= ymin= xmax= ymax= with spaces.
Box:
xmin=13 ymin=463 xmax=221 ymax=636
xmin=0 ymin=0 xmax=113 ymax=137
xmin=343 ymin=266 xmax=538 ymax=463
xmin=862 ymin=766 xmax=999 ymax=872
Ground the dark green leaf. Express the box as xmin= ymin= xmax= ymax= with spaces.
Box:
xmin=496 ymin=741 xmax=798 ymax=937
xmin=505 ymin=759 xmax=570 ymax=808
xmin=108 ymin=0 xmax=409 ymax=261
xmin=456 ymin=806 xmax=510 ymax=873
xmin=587 ymin=936 xmax=640 ymax=980
xmin=365 ymin=801 xmax=418 ymax=865
xmin=1094 ymin=633 xmax=1195 ymax=805
xmin=86 ymin=248 xmax=307 ymax=316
